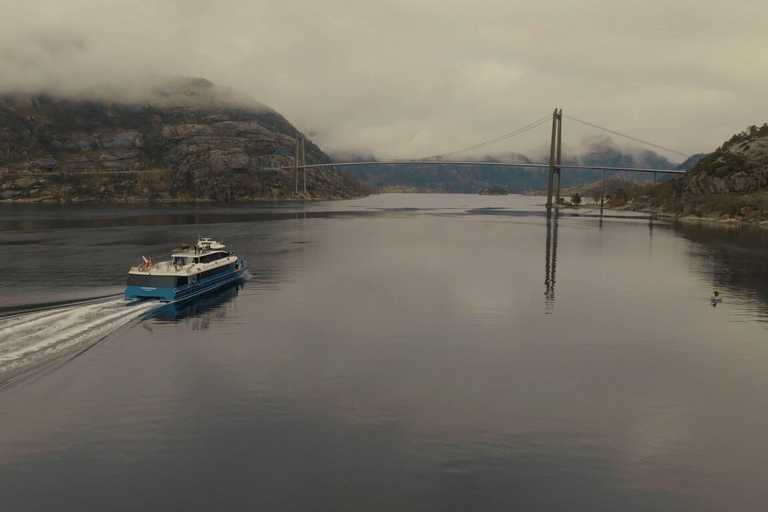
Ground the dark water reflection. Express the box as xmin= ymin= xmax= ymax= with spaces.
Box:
xmin=1 ymin=195 xmax=768 ymax=511
xmin=672 ymin=222 xmax=768 ymax=312
xmin=151 ymin=280 xmax=246 ymax=326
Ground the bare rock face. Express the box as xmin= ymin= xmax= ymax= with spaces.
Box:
xmin=0 ymin=80 xmax=370 ymax=202
xmin=683 ymin=129 xmax=768 ymax=196
xmin=102 ymin=131 xmax=143 ymax=149
xmin=161 ymin=124 xmax=212 ymax=140
xmin=625 ymin=125 xmax=768 ymax=222
xmin=685 ymin=142 xmax=765 ymax=195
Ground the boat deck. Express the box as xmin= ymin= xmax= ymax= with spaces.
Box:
xmin=130 ymin=256 xmax=238 ymax=276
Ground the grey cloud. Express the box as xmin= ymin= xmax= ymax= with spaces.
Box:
xmin=33 ymin=32 xmax=87 ymax=55
xmin=1 ymin=0 xmax=766 ymax=162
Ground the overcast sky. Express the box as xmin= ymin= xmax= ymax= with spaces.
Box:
xmin=2 ymin=0 xmax=767 ymax=163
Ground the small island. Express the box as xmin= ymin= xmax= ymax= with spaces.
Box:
xmin=479 ymin=185 xmax=509 ymax=195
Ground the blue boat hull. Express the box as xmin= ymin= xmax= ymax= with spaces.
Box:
xmin=125 ymin=264 xmax=248 ymax=303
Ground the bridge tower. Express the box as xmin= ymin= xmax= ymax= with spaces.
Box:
xmin=555 ymin=109 xmax=563 ymax=207
xmin=546 ymin=109 xmax=563 ymax=209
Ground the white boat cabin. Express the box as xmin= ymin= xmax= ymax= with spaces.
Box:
xmin=130 ymin=238 xmax=236 ymax=276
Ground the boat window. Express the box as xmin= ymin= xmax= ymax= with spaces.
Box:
xmin=198 ymin=263 xmax=236 ymax=280
xmin=200 ymin=252 xmax=226 ymax=263
xmin=127 ymin=275 xmax=180 ymax=288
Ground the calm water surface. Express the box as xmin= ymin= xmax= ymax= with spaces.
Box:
xmin=1 ymin=194 xmax=768 ymax=511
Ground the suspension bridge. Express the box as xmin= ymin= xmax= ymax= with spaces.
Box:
xmin=292 ymin=108 xmax=687 ymax=209
xmin=1 ymin=108 xmax=689 ymax=209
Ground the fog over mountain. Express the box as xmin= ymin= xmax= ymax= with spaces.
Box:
xmin=338 ymin=135 xmax=694 ymax=193
xmin=2 ymin=1 xmax=767 ymax=160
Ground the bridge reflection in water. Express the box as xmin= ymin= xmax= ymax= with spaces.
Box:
xmin=543 ymin=209 xmax=659 ymax=313
xmin=544 ymin=209 xmax=559 ymax=313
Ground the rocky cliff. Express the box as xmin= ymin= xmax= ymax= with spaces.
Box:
xmin=684 ymin=127 xmax=768 ymax=196
xmin=0 ymin=79 xmax=370 ymax=202
xmin=620 ymin=125 xmax=768 ymax=222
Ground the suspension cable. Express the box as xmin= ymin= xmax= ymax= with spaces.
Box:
xmin=563 ymin=114 xmax=688 ymax=158
xmin=422 ymin=114 xmax=552 ymax=160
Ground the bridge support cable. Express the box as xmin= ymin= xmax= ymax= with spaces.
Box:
xmin=422 ymin=114 xmax=552 ymax=161
xmin=563 ymin=114 xmax=688 ymax=158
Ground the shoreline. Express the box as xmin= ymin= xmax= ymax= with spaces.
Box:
xmin=568 ymin=203 xmax=768 ymax=228
xmin=0 ymin=192 xmax=371 ymax=204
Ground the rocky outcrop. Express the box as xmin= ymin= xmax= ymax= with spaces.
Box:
xmin=0 ymin=79 xmax=370 ymax=202
xmin=684 ymin=137 xmax=768 ymax=196
xmin=619 ymin=125 xmax=768 ymax=223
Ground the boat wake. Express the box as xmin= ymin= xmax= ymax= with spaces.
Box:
xmin=0 ymin=299 xmax=157 ymax=383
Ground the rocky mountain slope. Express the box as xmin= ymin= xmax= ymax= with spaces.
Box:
xmin=0 ymin=79 xmax=370 ymax=202
xmin=684 ymin=127 xmax=768 ymax=196
xmin=619 ymin=125 xmax=768 ymax=222
xmin=675 ymin=153 xmax=706 ymax=171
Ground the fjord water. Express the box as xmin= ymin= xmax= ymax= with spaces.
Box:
xmin=2 ymin=195 xmax=768 ymax=511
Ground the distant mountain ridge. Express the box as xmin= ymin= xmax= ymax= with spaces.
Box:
xmin=0 ymin=78 xmax=369 ymax=202
xmin=338 ymin=142 xmax=691 ymax=194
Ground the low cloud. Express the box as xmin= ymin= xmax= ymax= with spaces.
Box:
xmin=1 ymin=0 xmax=765 ymax=161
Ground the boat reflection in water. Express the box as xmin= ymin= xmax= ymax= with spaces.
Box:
xmin=150 ymin=277 xmax=246 ymax=328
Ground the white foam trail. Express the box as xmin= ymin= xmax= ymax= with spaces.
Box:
xmin=0 ymin=299 xmax=157 ymax=379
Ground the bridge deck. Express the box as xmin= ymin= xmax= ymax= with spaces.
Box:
xmin=298 ymin=160 xmax=685 ymax=174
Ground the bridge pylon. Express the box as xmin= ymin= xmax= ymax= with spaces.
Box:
xmin=546 ymin=109 xmax=563 ymax=209
xmin=555 ymin=109 xmax=563 ymax=207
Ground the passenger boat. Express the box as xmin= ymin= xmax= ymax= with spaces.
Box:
xmin=125 ymin=238 xmax=247 ymax=302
